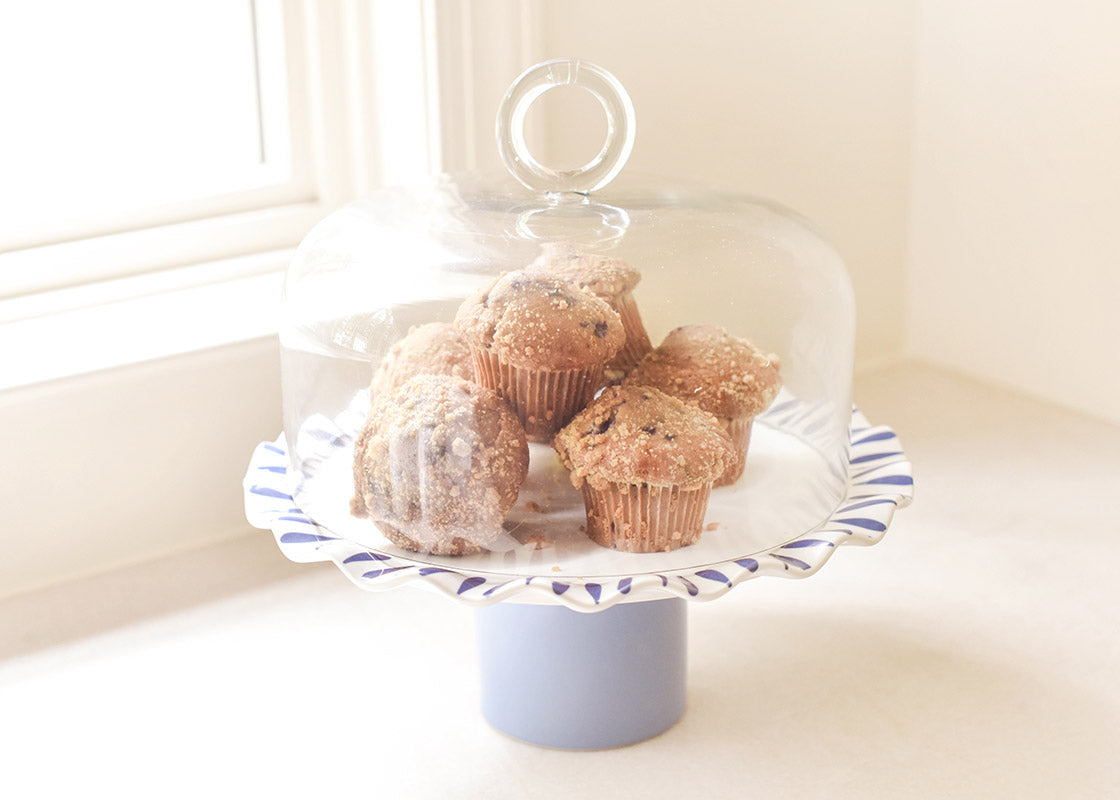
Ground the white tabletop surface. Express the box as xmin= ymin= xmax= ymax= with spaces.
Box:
xmin=2 ymin=362 xmax=1118 ymax=799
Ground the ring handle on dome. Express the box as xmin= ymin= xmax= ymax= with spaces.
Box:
xmin=496 ymin=58 xmax=635 ymax=194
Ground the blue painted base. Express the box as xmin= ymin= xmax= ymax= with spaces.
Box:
xmin=476 ymin=598 xmax=687 ymax=749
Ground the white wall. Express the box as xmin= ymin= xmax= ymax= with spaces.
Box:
xmin=530 ymin=0 xmax=919 ymax=369
xmin=0 ymin=339 xmax=282 ymax=598
xmin=906 ymin=1 xmax=1120 ymax=424
xmin=528 ymin=0 xmax=1119 ymax=423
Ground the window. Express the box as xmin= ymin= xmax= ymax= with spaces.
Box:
xmin=1 ymin=0 xmax=314 ymax=298
xmin=0 ymin=1 xmax=293 ymax=253
xmin=0 ymin=0 xmax=539 ymax=599
xmin=0 ymin=0 xmax=440 ymax=385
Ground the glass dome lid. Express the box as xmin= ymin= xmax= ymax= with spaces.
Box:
xmin=279 ymin=58 xmax=855 ymax=576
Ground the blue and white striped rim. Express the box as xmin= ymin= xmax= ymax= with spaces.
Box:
xmin=243 ymin=407 xmax=912 ymax=612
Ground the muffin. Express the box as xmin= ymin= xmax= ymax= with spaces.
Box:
xmin=554 ymin=384 xmax=734 ymax=552
xmin=369 ymin=322 xmax=472 ymax=400
xmin=351 ymin=374 xmax=529 ymax=555
xmin=454 ymin=270 xmax=625 ymax=442
xmin=625 ymin=324 xmax=782 ymax=486
xmin=529 ymin=246 xmax=652 ymax=374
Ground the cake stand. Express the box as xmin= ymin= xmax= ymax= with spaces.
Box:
xmin=244 ymin=399 xmax=912 ymax=749
xmin=246 ymin=58 xmax=913 ymax=749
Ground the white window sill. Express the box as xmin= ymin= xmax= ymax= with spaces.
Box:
xmin=0 ymin=260 xmax=291 ymax=600
xmin=1 ymin=253 xmax=288 ymax=392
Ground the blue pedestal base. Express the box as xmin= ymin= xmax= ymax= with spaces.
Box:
xmin=476 ymin=598 xmax=687 ymax=749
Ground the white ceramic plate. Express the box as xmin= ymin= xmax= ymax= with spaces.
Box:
xmin=244 ymin=404 xmax=912 ymax=612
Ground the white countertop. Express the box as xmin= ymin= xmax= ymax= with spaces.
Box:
xmin=2 ymin=362 xmax=1118 ymax=799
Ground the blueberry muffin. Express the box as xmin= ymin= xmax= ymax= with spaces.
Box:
xmin=530 ymin=246 xmax=652 ymax=374
xmin=553 ymin=384 xmax=734 ymax=552
xmin=369 ymin=322 xmax=472 ymax=401
xmin=351 ymin=374 xmax=529 ymax=555
xmin=454 ymin=270 xmax=624 ymax=441
xmin=625 ymin=324 xmax=782 ymax=486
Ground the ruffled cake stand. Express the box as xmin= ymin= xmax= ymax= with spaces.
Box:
xmin=248 ymin=58 xmax=914 ymax=749
xmin=243 ymin=403 xmax=912 ymax=749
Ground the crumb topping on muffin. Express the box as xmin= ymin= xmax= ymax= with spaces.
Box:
xmin=553 ymin=384 xmax=734 ymax=491
xmin=529 ymin=246 xmax=642 ymax=300
xmin=370 ymin=322 xmax=472 ymax=400
xmin=625 ymin=324 xmax=782 ymax=420
xmin=454 ymin=270 xmax=625 ymax=370
xmin=351 ymin=374 xmax=528 ymax=550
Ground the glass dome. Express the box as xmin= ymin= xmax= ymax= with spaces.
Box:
xmin=279 ymin=59 xmax=854 ymax=577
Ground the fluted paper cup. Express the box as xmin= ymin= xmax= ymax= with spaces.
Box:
xmin=714 ymin=415 xmax=754 ymax=487
xmin=470 ymin=348 xmax=604 ymax=442
xmin=581 ymin=481 xmax=714 ymax=553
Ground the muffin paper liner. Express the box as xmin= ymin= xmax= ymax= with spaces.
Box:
xmin=609 ymin=292 xmax=653 ymax=372
xmin=470 ymin=349 xmax=604 ymax=442
xmin=582 ymin=481 xmax=714 ymax=553
xmin=715 ymin=415 xmax=754 ymax=487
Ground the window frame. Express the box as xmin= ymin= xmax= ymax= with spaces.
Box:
xmin=0 ymin=0 xmax=446 ymax=389
xmin=0 ymin=0 xmax=543 ymax=601
xmin=0 ymin=0 xmax=440 ymax=313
